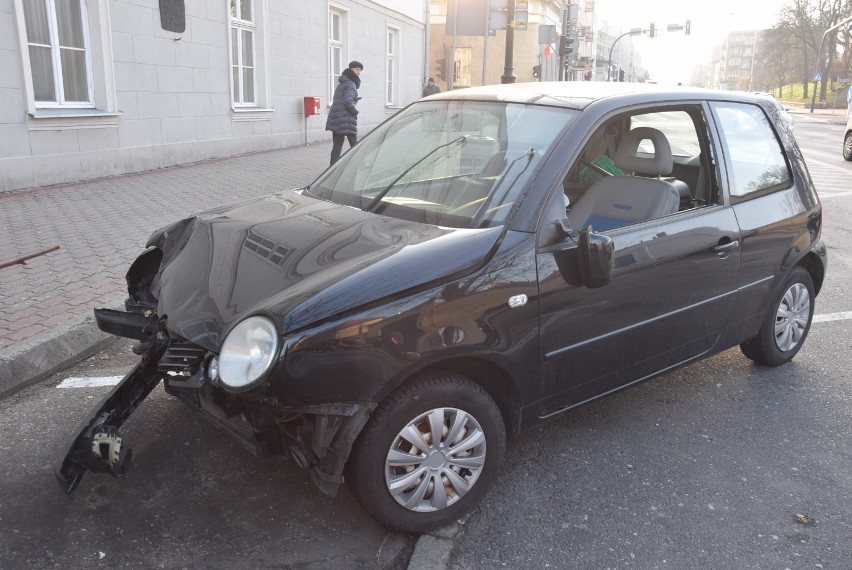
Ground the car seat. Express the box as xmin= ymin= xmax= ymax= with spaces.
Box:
xmin=566 ymin=127 xmax=681 ymax=232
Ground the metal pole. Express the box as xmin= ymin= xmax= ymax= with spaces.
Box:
xmin=501 ymin=0 xmax=516 ymax=84
xmin=810 ymin=14 xmax=852 ymax=113
xmin=424 ymin=2 xmax=431 ymax=87
xmin=810 ymin=35 xmax=826 ymax=113
xmin=748 ymin=30 xmax=757 ymax=91
xmin=449 ymin=0 xmax=458 ymax=91
xmin=608 ymin=31 xmax=631 ymax=82
xmin=482 ymin=4 xmax=489 ymax=85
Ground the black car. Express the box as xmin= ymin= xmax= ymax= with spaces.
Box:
xmin=57 ymin=83 xmax=826 ymax=533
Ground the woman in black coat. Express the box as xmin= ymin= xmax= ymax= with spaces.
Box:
xmin=326 ymin=61 xmax=363 ymax=165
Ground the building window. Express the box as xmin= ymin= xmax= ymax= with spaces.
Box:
xmin=329 ymin=8 xmax=347 ymax=102
xmin=229 ymin=0 xmax=255 ymax=106
xmin=386 ymin=27 xmax=398 ymax=106
xmin=21 ymin=0 xmax=93 ymax=107
xmin=14 ymin=0 xmax=118 ymax=125
xmin=453 ymin=47 xmax=472 ymax=87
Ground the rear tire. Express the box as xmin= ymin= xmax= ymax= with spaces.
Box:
xmin=843 ymin=132 xmax=852 ymax=161
xmin=346 ymin=370 xmax=505 ymax=533
xmin=740 ymin=266 xmax=814 ymax=366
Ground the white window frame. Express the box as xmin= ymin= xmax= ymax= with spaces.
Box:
xmin=229 ymin=0 xmax=256 ymax=107
xmin=226 ymin=0 xmax=272 ymax=120
xmin=454 ymin=47 xmax=472 ymax=88
xmin=23 ymin=0 xmax=94 ymax=107
xmin=329 ymin=6 xmax=348 ymax=104
xmin=386 ymin=26 xmax=399 ymax=107
xmin=13 ymin=0 xmax=118 ymax=127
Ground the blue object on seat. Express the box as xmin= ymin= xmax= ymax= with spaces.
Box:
xmin=584 ymin=214 xmax=632 ymax=231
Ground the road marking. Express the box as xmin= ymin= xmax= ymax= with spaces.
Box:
xmin=57 ymin=376 xmax=122 ymax=389
xmin=805 ymin=157 xmax=852 ymax=175
xmin=813 ymin=311 xmax=852 ymax=323
xmin=54 ymin=313 xmax=852 ymax=389
xmin=805 ymin=159 xmax=852 ymax=200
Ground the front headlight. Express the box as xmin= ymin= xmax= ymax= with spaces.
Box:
xmin=218 ymin=316 xmax=279 ymax=389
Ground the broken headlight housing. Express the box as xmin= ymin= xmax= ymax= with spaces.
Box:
xmin=218 ymin=316 xmax=279 ymax=390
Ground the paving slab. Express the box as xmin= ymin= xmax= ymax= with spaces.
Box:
xmin=0 ymin=143 xmax=331 ymax=396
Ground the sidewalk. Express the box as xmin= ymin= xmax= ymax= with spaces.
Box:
xmin=786 ymin=105 xmax=850 ymax=125
xmin=0 ymin=143 xmax=331 ymax=396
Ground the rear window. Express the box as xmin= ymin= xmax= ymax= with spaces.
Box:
xmin=710 ymin=102 xmax=791 ymax=200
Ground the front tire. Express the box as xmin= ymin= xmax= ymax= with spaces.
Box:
xmin=346 ymin=371 xmax=505 ymax=533
xmin=740 ymin=266 xmax=815 ymax=366
xmin=843 ymin=132 xmax=852 ymax=161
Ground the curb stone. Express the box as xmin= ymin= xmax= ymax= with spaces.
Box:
xmin=407 ymin=523 xmax=461 ymax=570
xmin=0 ymin=298 xmax=123 ymax=397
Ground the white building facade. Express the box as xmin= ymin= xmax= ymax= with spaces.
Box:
xmin=1 ymin=0 xmax=428 ymax=192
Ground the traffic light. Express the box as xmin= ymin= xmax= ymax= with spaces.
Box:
xmin=685 ymin=20 xmax=691 ymax=35
xmin=618 ymin=69 xmax=625 ymax=82
xmin=558 ymin=35 xmax=575 ymax=56
xmin=533 ymin=65 xmax=541 ymax=78
xmin=436 ymin=58 xmax=447 ymax=81
xmin=649 ymin=22 xmax=656 ymax=38
xmin=583 ymin=70 xmax=591 ymax=81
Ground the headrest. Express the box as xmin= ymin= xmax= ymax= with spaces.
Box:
xmin=481 ymin=151 xmax=506 ymax=176
xmin=614 ymin=127 xmax=673 ymax=176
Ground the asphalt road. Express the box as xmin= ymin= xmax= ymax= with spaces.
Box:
xmin=0 ymin=337 xmax=416 ymax=569
xmin=1 ymin=114 xmax=850 ymax=569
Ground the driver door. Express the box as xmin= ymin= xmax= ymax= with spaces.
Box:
xmin=534 ymin=105 xmax=742 ymax=418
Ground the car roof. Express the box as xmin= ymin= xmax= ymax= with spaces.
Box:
xmin=425 ymin=81 xmax=771 ymax=110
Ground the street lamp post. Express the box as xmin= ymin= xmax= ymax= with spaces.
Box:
xmin=607 ymin=29 xmax=642 ymax=82
xmin=501 ymin=0 xmax=516 ymax=84
xmin=810 ymin=14 xmax=852 ymax=113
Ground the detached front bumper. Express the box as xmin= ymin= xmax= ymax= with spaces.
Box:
xmin=57 ymin=309 xmax=375 ymax=498
xmin=56 ymin=308 xmax=167 ymax=494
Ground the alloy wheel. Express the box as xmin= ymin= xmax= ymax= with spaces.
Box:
xmin=774 ymin=282 xmax=811 ymax=352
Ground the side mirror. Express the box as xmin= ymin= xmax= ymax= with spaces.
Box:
xmin=578 ymin=226 xmax=614 ymax=288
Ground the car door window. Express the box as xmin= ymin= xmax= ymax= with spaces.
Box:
xmin=561 ymin=106 xmax=719 ymax=233
xmin=631 ymin=111 xmax=701 ymax=158
xmin=710 ymin=102 xmax=791 ymax=201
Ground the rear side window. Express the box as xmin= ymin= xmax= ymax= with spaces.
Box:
xmin=710 ymin=102 xmax=791 ymax=201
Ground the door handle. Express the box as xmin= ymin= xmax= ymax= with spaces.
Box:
xmin=713 ymin=240 xmax=739 ymax=255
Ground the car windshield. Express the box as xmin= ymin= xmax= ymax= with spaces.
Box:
xmin=306 ymin=100 xmax=577 ymax=228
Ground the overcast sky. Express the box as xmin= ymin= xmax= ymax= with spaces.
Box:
xmin=596 ymin=0 xmax=790 ymax=84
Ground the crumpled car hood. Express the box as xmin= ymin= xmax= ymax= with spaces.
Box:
xmin=149 ymin=190 xmax=503 ymax=351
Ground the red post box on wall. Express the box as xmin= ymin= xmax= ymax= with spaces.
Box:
xmin=303 ymin=96 xmax=321 ymax=117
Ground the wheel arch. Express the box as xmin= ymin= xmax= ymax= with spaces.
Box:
xmin=797 ymin=251 xmax=825 ymax=295
xmin=388 ymin=357 xmax=523 ymax=438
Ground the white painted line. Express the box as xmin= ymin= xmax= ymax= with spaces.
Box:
xmin=57 ymin=376 xmax=123 ymax=389
xmin=813 ymin=311 xmax=852 ymax=323
xmin=52 ymin=312 xmax=852 ymax=389
xmin=806 ymin=157 xmax=852 ymax=174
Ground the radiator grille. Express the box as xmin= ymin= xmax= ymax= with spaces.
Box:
xmin=158 ymin=341 xmax=207 ymax=373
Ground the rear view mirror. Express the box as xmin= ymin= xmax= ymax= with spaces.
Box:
xmin=578 ymin=227 xmax=614 ymax=288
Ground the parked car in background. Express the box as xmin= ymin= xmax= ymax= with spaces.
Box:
xmin=57 ymin=84 xmax=826 ymax=533
xmin=844 ymin=111 xmax=852 ymax=161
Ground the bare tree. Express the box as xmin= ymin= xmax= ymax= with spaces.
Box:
xmin=776 ymin=0 xmax=852 ymax=102
xmin=756 ymin=26 xmax=796 ymax=95
xmin=776 ymin=0 xmax=821 ymax=99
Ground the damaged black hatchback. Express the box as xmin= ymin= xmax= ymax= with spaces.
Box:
xmin=58 ymin=83 xmax=826 ymax=533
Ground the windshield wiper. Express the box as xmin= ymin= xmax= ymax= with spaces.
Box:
xmin=364 ymin=135 xmax=467 ymax=212
xmin=468 ymin=148 xmax=535 ymax=227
